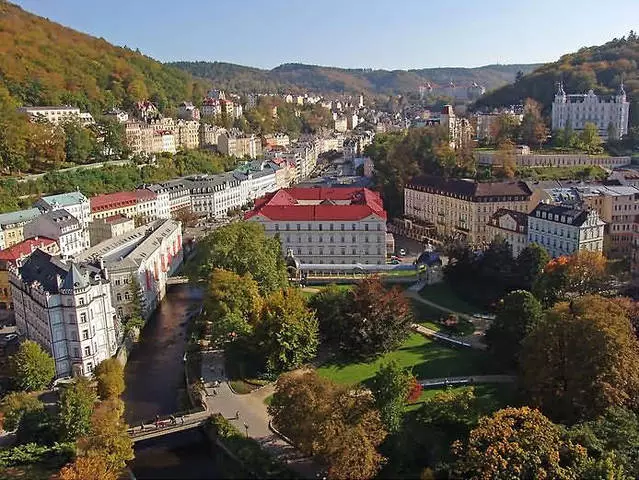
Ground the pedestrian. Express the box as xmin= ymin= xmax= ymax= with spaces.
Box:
xmin=235 ymin=410 xmax=240 ymax=419
xmin=170 ymin=415 xmax=176 ymax=425
xmin=213 ymin=389 xmax=217 ymax=396
xmin=181 ymin=416 xmax=185 ymax=425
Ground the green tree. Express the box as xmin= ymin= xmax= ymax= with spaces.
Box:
xmin=494 ymin=139 xmax=516 ymax=178
xmin=0 ymin=84 xmax=29 ymax=173
xmin=58 ymin=377 xmax=98 ymax=442
xmin=206 ymin=268 xmax=261 ymax=332
xmin=516 ymin=243 xmax=550 ymax=291
xmin=94 ymin=358 xmax=125 ymax=400
xmin=11 ymin=340 xmax=56 ymax=392
xmin=97 ymin=118 xmax=128 ymax=160
xmin=452 ymin=407 xmax=589 ymax=480
xmin=0 ymin=392 xmax=44 ymax=432
xmin=192 ymin=222 xmax=288 ymax=295
xmin=123 ymin=275 xmax=145 ymax=333
xmin=521 ymin=295 xmax=639 ymax=423
xmin=489 ymin=113 xmax=520 ymax=145
xmin=62 ymin=120 xmax=96 ymax=164
xmin=370 ymin=361 xmax=413 ymax=433
xmin=485 ymin=290 xmax=543 ymax=367
xmin=579 ymin=122 xmax=603 ymax=154
xmin=308 ymin=284 xmax=351 ymax=344
xmin=254 ymin=288 xmax=318 ymax=372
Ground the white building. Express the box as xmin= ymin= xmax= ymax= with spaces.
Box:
xmin=24 ymin=209 xmax=88 ymax=258
xmin=35 ymin=191 xmax=91 ymax=228
xmin=527 ymin=203 xmax=605 ymax=258
xmin=188 ymin=173 xmax=244 ymax=218
xmin=10 ymin=250 xmax=119 ymax=377
xmin=246 ymin=187 xmax=388 ymax=265
xmin=552 ymin=83 xmax=630 ymax=140
xmin=76 ymin=219 xmax=183 ymax=321
xmin=18 ymin=106 xmax=94 ymax=126
xmin=140 ymin=185 xmax=171 ymax=220
xmin=103 ymin=108 xmax=129 ymax=123
xmin=487 ymin=209 xmax=529 ymax=257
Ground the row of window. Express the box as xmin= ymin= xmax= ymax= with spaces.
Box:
xmin=295 ymin=247 xmax=383 ymax=256
xmin=283 ymin=235 xmax=382 ymax=244
xmin=274 ymin=223 xmax=381 ymax=232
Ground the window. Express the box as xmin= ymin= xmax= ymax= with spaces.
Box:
xmin=352 ymin=224 xmax=356 ymax=231
xmin=124 ymin=278 xmax=129 ymax=284
xmin=297 ymin=224 xmax=301 ymax=231
xmin=365 ymin=224 xmax=369 ymax=231
xmin=329 ymin=224 xmax=334 ymax=231
xmin=319 ymin=224 xmax=323 ymax=231
xmin=74 ymin=348 xmax=80 ymax=358
xmin=124 ymin=292 xmax=130 ymax=301
xmin=84 ymin=346 xmax=91 ymax=356
xmin=116 ymin=293 xmax=122 ymax=302
xmin=352 ymin=235 xmax=356 ymax=243
xmin=297 ymin=248 xmax=302 ymax=255
xmin=275 ymin=224 xmax=279 ymax=231
xmin=80 ymin=313 xmax=87 ymax=323
xmin=115 ymin=279 xmax=121 ymax=286
xmin=117 ymin=307 xmax=123 ymax=317
xmin=341 ymin=224 xmax=345 ymax=231
xmin=86 ymin=362 xmax=93 ymax=373
xmin=308 ymin=235 xmax=312 ymax=242
xmin=79 ymin=297 xmax=84 ymax=306
xmin=82 ymin=329 xmax=89 ymax=340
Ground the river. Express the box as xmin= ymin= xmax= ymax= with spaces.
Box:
xmin=123 ymin=285 xmax=230 ymax=479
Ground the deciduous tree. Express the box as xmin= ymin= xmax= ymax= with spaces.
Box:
xmin=370 ymin=361 xmax=412 ymax=433
xmin=206 ymin=268 xmax=261 ymax=333
xmin=520 ymin=98 xmax=549 ymax=147
xmin=452 ymin=407 xmax=589 ymax=479
xmin=58 ymin=377 xmax=98 ymax=442
xmin=11 ymin=340 xmax=56 ymax=392
xmin=59 ymin=454 xmax=117 ymax=480
xmin=0 ymin=392 xmax=43 ymax=432
xmin=94 ymin=358 xmax=125 ymax=400
xmin=254 ymin=288 xmax=318 ymax=372
xmin=580 ymin=122 xmax=603 ymax=154
xmin=485 ymin=290 xmax=543 ymax=367
xmin=516 ymin=242 xmax=550 ymax=291
xmin=494 ymin=139 xmax=516 ymax=178
xmin=521 ymin=295 xmax=639 ymax=423
xmin=308 ymin=284 xmax=350 ymax=344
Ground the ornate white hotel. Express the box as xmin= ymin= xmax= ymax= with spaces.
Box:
xmin=551 ymin=82 xmax=629 ymax=140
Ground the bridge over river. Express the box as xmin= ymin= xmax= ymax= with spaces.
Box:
xmin=128 ymin=410 xmax=211 ymax=444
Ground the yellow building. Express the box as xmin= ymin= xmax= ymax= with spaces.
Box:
xmin=0 ymin=208 xmax=42 ymax=248
xmin=404 ymin=176 xmax=532 ymax=245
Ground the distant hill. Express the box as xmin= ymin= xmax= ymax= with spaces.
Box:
xmin=0 ymin=1 xmax=209 ymax=113
xmin=473 ymin=34 xmax=639 ymax=127
xmin=169 ymin=61 xmax=541 ymax=97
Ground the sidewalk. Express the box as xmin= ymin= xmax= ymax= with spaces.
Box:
xmin=200 ymin=350 xmax=324 ymax=479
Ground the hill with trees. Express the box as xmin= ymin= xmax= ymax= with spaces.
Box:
xmin=473 ymin=32 xmax=639 ymax=129
xmin=0 ymin=1 xmax=209 ymax=114
xmin=169 ymin=61 xmax=540 ymax=96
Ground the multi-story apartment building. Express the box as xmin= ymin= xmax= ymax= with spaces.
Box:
xmin=0 ymin=237 xmax=59 ymax=310
xmin=0 ymin=208 xmax=42 ymax=248
xmin=88 ymin=215 xmax=135 ymax=246
xmin=334 ymin=116 xmax=348 ymax=133
xmin=404 ymin=176 xmax=532 ymax=244
xmin=160 ymin=179 xmax=193 ymax=216
xmin=141 ymin=185 xmax=171 ymax=220
xmin=177 ymin=102 xmax=200 ymax=121
xmin=200 ymin=124 xmax=225 ymax=147
xmin=218 ymin=130 xmax=262 ymax=158
xmin=35 ymin=191 xmax=91 ymax=228
xmin=125 ymin=122 xmax=176 ymax=155
xmin=201 ymin=98 xmax=222 ymax=118
xmin=486 ymin=209 xmax=528 ymax=257
xmin=10 ymin=249 xmax=119 ymax=377
xmin=90 ymin=192 xmax=137 ymax=221
xmin=439 ymin=105 xmax=472 ymax=150
xmin=134 ymin=189 xmax=159 ymax=224
xmin=18 ymin=106 xmax=94 ymax=126
xmin=552 ymin=83 xmax=629 ymax=140
xmin=527 ymin=203 xmax=605 ymax=258
xmin=235 ymin=161 xmax=279 ymax=201
xmin=24 ymin=210 xmax=88 ymax=258
xmin=188 ymin=173 xmax=244 ymax=218
xmin=103 ymin=108 xmax=129 ymax=123
xmin=176 ymin=120 xmax=200 ymax=150
xmin=245 ymin=187 xmax=388 ymax=265
xmin=76 ymin=220 xmax=183 ymax=320
xmin=263 ymin=133 xmax=290 ymax=149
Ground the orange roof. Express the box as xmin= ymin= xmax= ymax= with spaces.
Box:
xmin=0 ymin=237 xmax=57 ymax=263
xmin=90 ymin=192 xmax=137 ymax=212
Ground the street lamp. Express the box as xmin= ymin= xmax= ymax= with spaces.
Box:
xmin=244 ymin=422 xmax=249 ymax=438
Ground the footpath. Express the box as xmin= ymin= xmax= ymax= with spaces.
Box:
xmin=200 ymin=349 xmax=324 ymax=479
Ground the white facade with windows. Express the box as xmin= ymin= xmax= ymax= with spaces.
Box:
xmin=527 ymin=203 xmax=605 ymax=258
xmin=24 ymin=209 xmax=89 ymax=258
xmin=10 ymin=250 xmax=119 ymax=378
xmin=35 ymin=192 xmax=91 ymax=228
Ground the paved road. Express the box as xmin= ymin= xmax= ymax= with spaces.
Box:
xmin=200 ymin=350 xmax=324 ymax=479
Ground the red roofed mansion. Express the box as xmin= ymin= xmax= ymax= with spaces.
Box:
xmin=245 ymin=187 xmax=388 ymax=265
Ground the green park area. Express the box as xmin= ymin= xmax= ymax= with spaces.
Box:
xmin=317 ymin=333 xmax=500 ymax=387
xmin=418 ymin=283 xmax=483 ymax=315
xmin=405 ymin=383 xmax=518 ymax=413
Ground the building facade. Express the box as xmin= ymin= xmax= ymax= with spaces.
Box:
xmin=24 ymin=209 xmax=88 ymax=258
xmin=88 ymin=215 xmax=135 ymax=246
xmin=10 ymin=250 xmax=119 ymax=377
xmin=0 ymin=209 xmax=43 ymax=248
xmin=35 ymin=191 xmax=91 ymax=228
xmin=486 ymin=209 xmax=528 ymax=257
xmin=245 ymin=187 xmax=388 ymax=265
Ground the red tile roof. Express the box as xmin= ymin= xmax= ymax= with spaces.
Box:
xmin=245 ymin=187 xmax=387 ymax=221
xmin=0 ymin=237 xmax=57 ymax=263
xmin=135 ymin=189 xmax=158 ymax=202
xmin=90 ymin=192 xmax=137 ymax=213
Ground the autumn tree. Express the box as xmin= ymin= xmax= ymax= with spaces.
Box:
xmin=25 ymin=121 xmax=66 ymax=170
xmin=485 ymin=290 xmax=543 ymax=367
xmin=521 ymin=295 xmax=639 ymax=423
xmin=254 ymin=288 xmax=318 ymax=372
xmin=192 ymin=222 xmax=288 ymax=295
xmin=520 ymin=98 xmax=549 ymax=147
xmin=370 ymin=361 xmax=413 ymax=433
xmin=11 ymin=340 xmax=56 ymax=391
xmin=452 ymin=407 xmax=589 ymax=479
xmin=94 ymin=358 xmax=125 ymax=400
xmin=489 ymin=113 xmax=520 ymax=145
xmin=341 ymin=277 xmax=413 ymax=359
xmin=59 ymin=454 xmax=117 ymax=480
xmin=58 ymin=377 xmax=98 ymax=442
xmin=494 ymin=139 xmax=517 ymax=178
xmin=269 ymin=371 xmax=387 ymax=479
xmin=0 ymin=84 xmax=29 ymax=173
xmin=76 ymin=398 xmax=133 ymax=478
xmin=0 ymin=391 xmax=43 ymax=431
xmin=122 ymin=275 xmax=145 ymax=332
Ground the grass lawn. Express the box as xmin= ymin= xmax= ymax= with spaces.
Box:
xmin=516 ymin=165 xmax=607 ymax=181
xmin=409 ymin=297 xmax=443 ymax=330
xmin=419 ymin=283 xmax=482 ymax=315
xmin=405 ymin=383 xmax=518 ymax=413
xmin=317 ymin=333 xmax=500 ymax=387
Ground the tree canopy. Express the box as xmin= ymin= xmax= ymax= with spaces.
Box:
xmin=370 ymin=361 xmax=413 ymax=433
xmin=94 ymin=358 xmax=125 ymax=401
xmin=11 ymin=340 xmax=56 ymax=392
xmin=57 ymin=377 xmax=98 ymax=442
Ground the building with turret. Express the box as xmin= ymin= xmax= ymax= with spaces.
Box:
xmin=551 ymin=83 xmax=629 ymax=140
xmin=9 ymin=250 xmax=119 ymax=377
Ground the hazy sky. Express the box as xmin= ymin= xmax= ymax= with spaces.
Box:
xmin=12 ymin=0 xmax=639 ymax=70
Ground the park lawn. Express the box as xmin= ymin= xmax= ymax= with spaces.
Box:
xmin=409 ymin=297 xmax=444 ymax=330
xmin=405 ymin=383 xmax=518 ymax=413
xmin=516 ymin=165 xmax=607 ymax=181
xmin=419 ymin=283 xmax=482 ymax=315
xmin=317 ymin=333 xmax=500 ymax=387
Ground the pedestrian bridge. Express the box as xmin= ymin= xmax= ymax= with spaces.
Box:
xmin=166 ymin=276 xmax=189 ymax=285
xmin=127 ymin=411 xmax=211 ymax=443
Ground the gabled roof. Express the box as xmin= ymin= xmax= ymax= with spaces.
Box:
xmin=0 ymin=237 xmax=57 ymax=263
xmin=529 ymin=203 xmax=600 ymax=227
xmin=36 ymin=191 xmax=87 ymax=208
xmin=61 ymin=263 xmax=89 ymax=290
